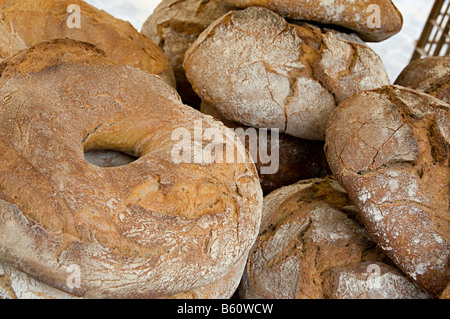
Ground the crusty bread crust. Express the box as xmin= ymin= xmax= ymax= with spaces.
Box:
xmin=200 ymin=102 xmax=331 ymax=195
xmin=0 ymin=0 xmax=175 ymax=87
xmin=141 ymin=0 xmax=233 ymax=107
xmin=239 ymin=177 xmax=429 ymax=299
xmin=184 ymin=7 xmax=390 ymax=141
xmin=0 ymin=39 xmax=262 ymax=298
xmin=219 ymin=0 xmax=403 ymax=42
xmin=395 ymin=56 xmax=450 ymax=105
xmin=325 ymin=85 xmax=450 ymax=297
xmin=0 ymin=20 xmax=26 ymax=62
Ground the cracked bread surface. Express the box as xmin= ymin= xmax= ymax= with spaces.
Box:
xmin=0 ymin=39 xmax=263 ymax=299
xmin=0 ymin=0 xmax=175 ymax=87
xmin=325 ymin=85 xmax=450 ymax=297
xmin=238 ymin=177 xmax=429 ymax=299
xmin=395 ymin=56 xmax=450 ymax=105
xmin=184 ymin=7 xmax=390 ymax=141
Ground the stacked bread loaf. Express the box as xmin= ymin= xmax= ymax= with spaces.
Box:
xmin=0 ymin=0 xmax=448 ymax=299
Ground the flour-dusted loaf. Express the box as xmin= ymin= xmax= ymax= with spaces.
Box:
xmin=0 ymin=39 xmax=262 ymax=299
xmin=239 ymin=177 xmax=429 ymax=299
xmin=184 ymin=7 xmax=390 ymax=141
xmin=201 ymin=102 xmax=331 ymax=195
xmin=395 ymin=56 xmax=450 ymax=105
xmin=141 ymin=0 xmax=233 ymax=107
xmin=0 ymin=0 xmax=175 ymax=87
xmin=325 ymin=85 xmax=450 ymax=297
xmin=219 ymin=0 xmax=403 ymax=42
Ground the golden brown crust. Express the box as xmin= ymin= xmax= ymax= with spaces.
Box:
xmin=239 ymin=177 xmax=429 ymax=299
xmin=395 ymin=56 xmax=450 ymax=105
xmin=0 ymin=39 xmax=262 ymax=298
xmin=324 ymin=85 xmax=450 ymax=297
xmin=141 ymin=0 xmax=233 ymax=107
xmin=219 ymin=0 xmax=403 ymax=42
xmin=184 ymin=7 xmax=390 ymax=141
xmin=0 ymin=0 xmax=175 ymax=86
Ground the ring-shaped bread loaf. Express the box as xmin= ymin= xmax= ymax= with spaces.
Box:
xmin=0 ymin=39 xmax=262 ymax=299
xmin=219 ymin=0 xmax=403 ymax=42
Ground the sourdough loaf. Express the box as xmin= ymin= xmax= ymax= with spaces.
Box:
xmin=239 ymin=177 xmax=429 ymax=299
xmin=219 ymin=0 xmax=403 ymax=42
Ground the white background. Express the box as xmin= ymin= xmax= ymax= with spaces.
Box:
xmin=84 ymin=0 xmax=434 ymax=82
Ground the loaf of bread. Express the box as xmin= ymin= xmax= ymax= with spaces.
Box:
xmin=325 ymin=85 xmax=449 ymax=297
xmin=0 ymin=0 xmax=175 ymax=87
xmin=142 ymin=0 xmax=232 ymax=107
xmin=219 ymin=0 xmax=403 ymax=42
xmin=0 ymin=39 xmax=262 ymax=298
xmin=239 ymin=177 xmax=430 ymax=299
xmin=184 ymin=7 xmax=390 ymax=141
xmin=201 ymin=102 xmax=331 ymax=195
xmin=395 ymin=56 xmax=450 ymax=105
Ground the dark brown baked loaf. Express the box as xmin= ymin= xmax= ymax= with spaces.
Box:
xmin=141 ymin=0 xmax=233 ymax=107
xmin=395 ymin=56 xmax=450 ymax=105
xmin=0 ymin=0 xmax=175 ymax=86
xmin=0 ymin=39 xmax=262 ymax=299
xmin=322 ymin=261 xmax=430 ymax=299
xmin=201 ymin=102 xmax=331 ymax=195
xmin=239 ymin=177 xmax=430 ymax=299
xmin=219 ymin=0 xmax=403 ymax=42
xmin=325 ymin=85 xmax=450 ymax=297
xmin=184 ymin=7 xmax=390 ymax=141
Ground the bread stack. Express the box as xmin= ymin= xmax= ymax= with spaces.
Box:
xmin=0 ymin=0 xmax=448 ymax=299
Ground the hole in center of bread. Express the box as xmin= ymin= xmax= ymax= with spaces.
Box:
xmin=84 ymin=150 xmax=138 ymax=168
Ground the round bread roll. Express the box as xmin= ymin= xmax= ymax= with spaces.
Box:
xmin=201 ymin=102 xmax=331 ymax=195
xmin=0 ymin=20 xmax=26 ymax=62
xmin=395 ymin=56 xmax=450 ymax=105
xmin=0 ymin=39 xmax=262 ymax=299
xmin=219 ymin=0 xmax=403 ymax=42
xmin=184 ymin=7 xmax=390 ymax=141
xmin=324 ymin=85 xmax=450 ymax=297
xmin=141 ymin=0 xmax=233 ymax=107
xmin=239 ymin=177 xmax=430 ymax=299
xmin=0 ymin=0 xmax=175 ymax=87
